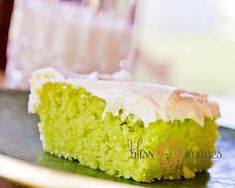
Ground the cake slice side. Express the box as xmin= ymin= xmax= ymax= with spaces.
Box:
xmin=32 ymin=81 xmax=219 ymax=182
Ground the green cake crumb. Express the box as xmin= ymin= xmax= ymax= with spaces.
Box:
xmin=34 ymin=82 xmax=219 ymax=183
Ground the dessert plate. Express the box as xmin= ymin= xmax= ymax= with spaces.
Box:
xmin=0 ymin=90 xmax=235 ymax=187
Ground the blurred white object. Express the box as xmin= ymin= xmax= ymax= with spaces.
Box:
xmin=212 ymin=95 xmax=235 ymax=129
xmin=60 ymin=67 xmax=133 ymax=81
xmin=5 ymin=0 xmax=136 ymax=89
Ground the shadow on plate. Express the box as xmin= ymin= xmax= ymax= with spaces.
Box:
xmin=39 ymin=152 xmax=209 ymax=188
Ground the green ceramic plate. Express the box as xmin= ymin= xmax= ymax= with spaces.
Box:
xmin=0 ymin=90 xmax=235 ymax=187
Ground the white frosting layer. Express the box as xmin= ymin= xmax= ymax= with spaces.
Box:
xmin=28 ymin=68 xmax=220 ymax=127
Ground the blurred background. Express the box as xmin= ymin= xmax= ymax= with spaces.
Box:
xmin=0 ymin=0 xmax=235 ymax=124
xmin=135 ymin=0 xmax=235 ymax=94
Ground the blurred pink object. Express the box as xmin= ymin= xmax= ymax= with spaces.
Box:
xmin=5 ymin=0 xmax=136 ymax=89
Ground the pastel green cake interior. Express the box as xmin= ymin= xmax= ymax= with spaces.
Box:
xmin=35 ymin=82 xmax=219 ymax=182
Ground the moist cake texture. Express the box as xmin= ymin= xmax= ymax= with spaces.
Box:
xmin=28 ymin=68 xmax=220 ymax=182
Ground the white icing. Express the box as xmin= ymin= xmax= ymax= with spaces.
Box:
xmin=28 ymin=68 xmax=220 ymax=127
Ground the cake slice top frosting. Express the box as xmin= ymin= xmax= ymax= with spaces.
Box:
xmin=28 ymin=68 xmax=220 ymax=127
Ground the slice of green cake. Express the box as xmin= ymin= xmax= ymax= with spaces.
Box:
xmin=28 ymin=68 xmax=220 ymax=183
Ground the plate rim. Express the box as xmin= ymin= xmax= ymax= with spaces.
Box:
xmin=0 ymin=154 xmax=141 ymax=188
